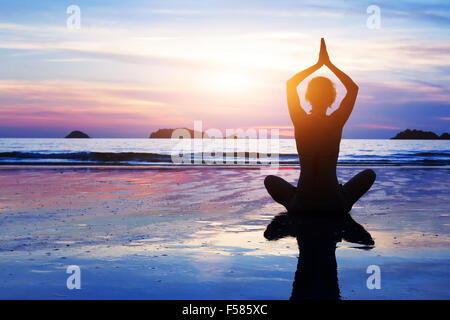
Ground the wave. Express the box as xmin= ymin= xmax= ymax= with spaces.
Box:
xmin=0 ymin=151 xmax=172 ymax=162
xmin=0 ymin=151 xmax=449 ymax=166
xmin=415 ymin=151 xmax=450 ymax=157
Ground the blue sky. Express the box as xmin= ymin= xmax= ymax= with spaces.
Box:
xmin=0 ymin=0 xmax=448 ymax=138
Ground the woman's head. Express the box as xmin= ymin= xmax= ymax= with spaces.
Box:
xmin=305 ymin=76 xmax=336 ymax=112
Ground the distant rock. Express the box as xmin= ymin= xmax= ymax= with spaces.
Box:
xmin=149 ymin=128 xmax=209 ymax=139
xmin=391 ymin=129 xmax=450 ymax=140
xmin=65 ymin=130 xmax=90 ymax=138
xmin=149 ymin=128 xmax=249 ymax=139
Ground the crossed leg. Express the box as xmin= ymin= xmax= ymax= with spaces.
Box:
xmin=341 ymin=169 xmax=376 ymax=209
xmin=264 ymin=169 xmax=376 ymax=213
xmin=264 ymin=175 xmax=296 ymax=208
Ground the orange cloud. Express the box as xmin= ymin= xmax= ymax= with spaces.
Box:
xmin=0 ymin=80 xmax=187 ymax=132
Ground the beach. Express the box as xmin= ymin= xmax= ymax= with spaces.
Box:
xmin=0 ymin=166 xmax=449 ymax=299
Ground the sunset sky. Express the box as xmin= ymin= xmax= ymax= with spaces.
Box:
xmin=0 ymin=0 xmax=449 ymax=138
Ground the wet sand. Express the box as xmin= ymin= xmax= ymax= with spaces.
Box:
xmin=0 ymin=166 xmax=449 ymax=299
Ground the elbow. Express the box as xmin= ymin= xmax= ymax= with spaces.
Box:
xmin=286 ymin=79 xmax=292 ymax=88
xmin=286 ymin=79 xmax=295 ymax=89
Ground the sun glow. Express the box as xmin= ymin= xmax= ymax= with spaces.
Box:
xmin=213 ymin=72 xmax=254 ymax=92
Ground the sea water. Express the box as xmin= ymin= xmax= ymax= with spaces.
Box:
xmin=0 ymin=138 xmax=448 ymax=166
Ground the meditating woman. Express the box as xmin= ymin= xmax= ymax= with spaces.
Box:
xmin=264 ymin=38 xmax=376 ymax=215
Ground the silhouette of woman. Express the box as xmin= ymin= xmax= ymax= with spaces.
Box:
xmin=265 ymin=38 xmax=376 ymax=215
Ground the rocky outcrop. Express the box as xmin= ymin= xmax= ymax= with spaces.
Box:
xmin=149 ymin=128 xmax=208 ymax=138
xmin=150 ymin=128 xmax=245 ymax=139
xmin=391 ymin=129 xmax=449 ymax=140
xmin=65 ymin=130 xmax=90 ymax=138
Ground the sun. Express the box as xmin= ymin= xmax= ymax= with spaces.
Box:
xmin=213 ymin=71 xmax=254 ymax=92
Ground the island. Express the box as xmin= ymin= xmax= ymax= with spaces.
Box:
xmin=149 ymin=128 xmax=208 ymax=139
xmin=65 ymin=130 xmax=90 ymax=138
xmin=391 ymin=129 xmax=450 ymax=140
xmin=149 ymin=128 xmax=240 ymax=139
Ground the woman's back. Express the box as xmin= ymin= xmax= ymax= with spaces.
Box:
xmin=295 ymin=115 xmax=343 ymax=196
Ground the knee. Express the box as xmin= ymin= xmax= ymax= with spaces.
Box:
xmin=264 ymin=175 xmax=276 ymax=189
xmin=364 ymin=169 xmax=376 ymax=183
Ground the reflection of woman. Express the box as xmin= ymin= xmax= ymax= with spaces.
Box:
xmin=264 ymin=212 xmax=375 ymax=300
xmin=265 ymin=38 xmax=376 ymax=215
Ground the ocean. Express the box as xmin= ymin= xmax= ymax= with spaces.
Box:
xmin=0 ymin=138 xmax=448 ymax=166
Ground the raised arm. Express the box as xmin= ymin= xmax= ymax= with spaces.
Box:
xmin=286 ymin=62 xmax=321 ymax=126
xmin=327 ymin=62 xmax=359 ymax=125
xmin=320 ymin=39 xmax=359 ymax=125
